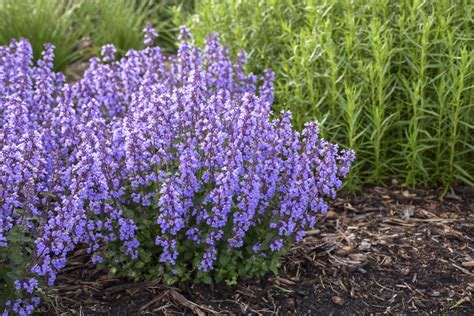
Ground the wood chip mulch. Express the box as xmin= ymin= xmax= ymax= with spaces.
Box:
xmin=38 ymin=185 xmax=474 ymax=315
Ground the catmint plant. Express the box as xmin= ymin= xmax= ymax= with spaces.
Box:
xmin=0 ymin=26 xmax=354 ymax=315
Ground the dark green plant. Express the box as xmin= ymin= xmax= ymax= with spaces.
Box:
xmin=0 ymin=0 xmax=88 ymax=71
xmin=0 ymin=0 xmax=188 ymax=71
xmin=78 ymin=0 xmax=185 ymax=56
xmin=0 ymin=226 xmax=36 ymax=308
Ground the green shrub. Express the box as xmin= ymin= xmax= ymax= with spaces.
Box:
xmin=183 ymin=0 xmax=473 ymax=190
xmin=0 ymin=0 xmax=185 ymax=71
xmin=0 ymin=0 xmax=87 ymax=71
xmin=77 ymin=0 xmax=182 ymax=56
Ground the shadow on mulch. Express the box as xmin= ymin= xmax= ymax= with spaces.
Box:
xmin=38 ymin=185 xmax=474 ymax=315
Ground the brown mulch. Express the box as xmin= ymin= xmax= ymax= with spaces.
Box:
xmin=38 ymin=185 xmax=474 ymax=315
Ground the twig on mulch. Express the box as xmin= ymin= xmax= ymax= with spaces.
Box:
xmin=139 ymin=290 xmax=169 ymax=312
xmin=169 ymin=289 xmax=218 ymax=315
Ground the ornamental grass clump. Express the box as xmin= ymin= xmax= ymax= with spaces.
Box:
xmin=0 ymin=26 xmax=354 ymax=314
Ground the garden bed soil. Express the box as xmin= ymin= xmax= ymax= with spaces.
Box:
xmin=38 ymin=185 xmax=474 ymax=315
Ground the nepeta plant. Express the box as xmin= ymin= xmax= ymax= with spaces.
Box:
xmin=0 ymin=25 xmax=354 ymax=315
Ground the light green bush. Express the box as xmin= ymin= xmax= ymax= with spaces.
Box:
xmin=183 ymin=0 xmax=473 ymax=190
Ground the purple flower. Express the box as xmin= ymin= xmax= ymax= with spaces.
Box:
xmin=143 ymin=22 xmax=158 ymax=46
xmin=101 ymin=44 xmax=116 ymax=62
xmin=0 ymin=26 xmax=353 ymax=315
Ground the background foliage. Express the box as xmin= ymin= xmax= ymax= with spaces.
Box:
xmin=77 ymin=0 xmax=183 ymax=56
xmin=182 ymin=0 xmax=474 ymax=191
xmin=0 ymin=0 xmax=187 ymax=71
xmin=0 ymin=0 xmax=86 ymax=71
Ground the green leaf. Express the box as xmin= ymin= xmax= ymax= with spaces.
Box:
xmin=201 ymin=273 xmax=212 ymax=285
xmin=218 ymin=253 xmax=230 ymax=266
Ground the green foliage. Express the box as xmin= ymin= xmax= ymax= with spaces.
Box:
xmin=0 ymin=226 xmax=36 ymax=306
xmin=0 ymin=0 xmax=87 ymax=71
xmin=100 ymin=205 xmax=283 ymax=286
xmin=0 ymin=0 xmax=185 ymax=71
xmin=77 ymin=0 xmax=183 ymax=56
xmin=183 ymin=0 xmax=474 ymax=190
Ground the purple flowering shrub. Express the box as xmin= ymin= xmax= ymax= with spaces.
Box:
xmin=0 ymin=24 xmax=354 ymax=314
